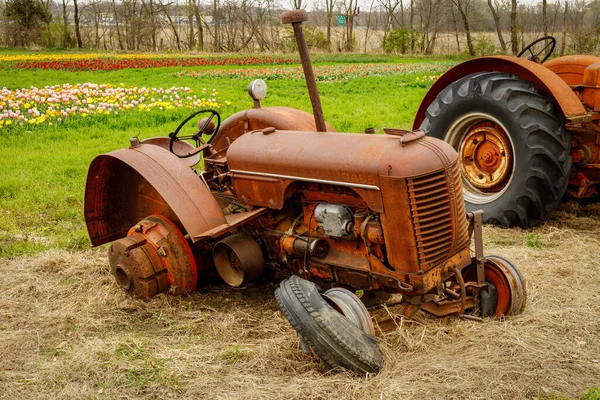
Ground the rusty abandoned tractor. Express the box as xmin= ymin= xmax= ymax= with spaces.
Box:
xmin=417 ymin=36 xmax=600 ymax=228
xmin=84 ymin=10 xmax=526 ymax=374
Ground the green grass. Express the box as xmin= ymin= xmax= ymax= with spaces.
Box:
xmin=525 ymin=232 xmax=544 ymax=248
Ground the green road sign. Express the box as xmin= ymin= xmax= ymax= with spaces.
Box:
xmin=337 ymin=15 xmax=345 ymax=26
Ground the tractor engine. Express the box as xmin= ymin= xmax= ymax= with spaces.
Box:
xmin=222 ymin=128 xmax=470 ymax=296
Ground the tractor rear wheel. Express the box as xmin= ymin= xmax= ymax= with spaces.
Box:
xmin=421 ymin=72 xmax=571 ymax=228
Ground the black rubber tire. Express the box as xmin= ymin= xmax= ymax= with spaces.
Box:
xmin=275 ymin=275 xmax=383 ymax=374
xmin=420 ymin=71 xmax=571 ymax=228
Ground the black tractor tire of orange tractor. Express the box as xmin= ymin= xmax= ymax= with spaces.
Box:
xmin=420 ymin=71 xmax=571 ymax=228
xmin=275 ymin=275 xmax=383 ymax=374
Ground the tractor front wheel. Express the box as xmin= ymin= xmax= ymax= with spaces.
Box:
xmin=421 ymin=72 xmax=571 ymax=228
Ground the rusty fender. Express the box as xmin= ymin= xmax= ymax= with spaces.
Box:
xmin=413 ymin=56 xmax=589 ymax=129
xmin=85 ymin=141 xmax=226 ymax=246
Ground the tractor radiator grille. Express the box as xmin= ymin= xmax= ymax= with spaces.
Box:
xmin=407 ymin=160 xmax=470 ymax=271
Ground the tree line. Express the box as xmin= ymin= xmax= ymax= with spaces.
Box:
xmin=1 ymin=0 xmax=599 ymax=55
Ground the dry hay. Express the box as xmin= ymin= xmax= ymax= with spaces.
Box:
xmin=1 ymin=202 xmax=600 ymax=399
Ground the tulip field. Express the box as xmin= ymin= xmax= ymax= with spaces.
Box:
xmin=0 ymin=51 xmax=458 ymax=257
xmin=2 ymin=50 xmax=600 ymax=400
xmin=175 ymin=62 xmax=452 ymax=82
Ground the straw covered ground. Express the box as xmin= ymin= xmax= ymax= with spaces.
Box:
xmin=1 ymin=202 xmax=600 ymax=399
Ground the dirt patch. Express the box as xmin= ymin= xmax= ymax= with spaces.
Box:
xmin=1 ymin=202 xmax=600 ymax=399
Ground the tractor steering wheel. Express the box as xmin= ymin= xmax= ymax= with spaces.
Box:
xmin=517 ymin=36 xmax=556 ymax=64
xmin=168 ymin=109 xmax=221 ymax=159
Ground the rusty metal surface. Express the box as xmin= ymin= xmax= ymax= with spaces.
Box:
xmin=281 ymin=10 xmax=327 ymax=132
xmin=212 ymin=233 xmax=264 ymax=287
xmin=458 ymin=122 xmax=513 ymax=190
xmin=227 ymin=129 xmax=457 ymax=211
xmin=85 ymin=142 xmax=226 ymax=246
xmin=140 ymin=137 xmax=201 ymax=167
xmin=463 ymin=255 xmax=526 ymax=316
xmin=211 ymin=106 xmax=336 ymax=154
xmin=108 ymin=215 xmax=197 ymax=299
xmin=281 ymin=9 xmax=309 ymax=24
xmin=406 ymin=159 xmax=470 ymax=271
xmin=545 ymin=55 xmax=600 ymax=85
xmin=413 ymin=56 xmax=589 ymax=129
xmin=195 ymin=207 xmax=267 ymax=240
xmin=262 ymin=181 xmax=472 ymax=297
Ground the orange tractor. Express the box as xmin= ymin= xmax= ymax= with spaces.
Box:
xmin=84 ymin=10 xmax=526 ymax=374
xmin=416 ymin=36 xmax=600 ymax=227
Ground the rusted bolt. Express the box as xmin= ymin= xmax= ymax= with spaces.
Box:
xmin=478 ymin=173 xmax=484 ymax=179
xmin=473 ymin=139 xmax=479 ymax=145
xmin=129 ymin=137 xmax=141 ymax=148
xmin=157 ymin=247 xmax=167 ymax=257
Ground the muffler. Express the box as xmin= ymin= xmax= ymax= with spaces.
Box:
xmin=212 ymin=233 xmax=264 ymax=287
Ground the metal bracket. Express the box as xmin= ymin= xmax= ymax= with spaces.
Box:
xmin=470 ymin=210 xmax=486 ymax=286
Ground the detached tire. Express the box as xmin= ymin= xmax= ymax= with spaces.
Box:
xmin=275 ymin=275 xmax=382 ymax=374
xmin=421 ymin=72 xmax=571 ymax=228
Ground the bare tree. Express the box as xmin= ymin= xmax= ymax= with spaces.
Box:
xmin=158 ymin=0 xmax=181 ymax=50
xmin=61 ymin=0 xmax=69 ymax=46
xmin=380 ymin=0 xmax=399 ymax=46
xmin=192 ymin=0 xmax=204 ymax=50
xmin=452 ymin=0 xmax=474 ymax=55
xmin=363 ymin=0 xmax=376 ymax=52
xmin=542 ymin=0 xmax=547 ymax=35
xmin=409 ymin=0 xmax=415 ymax=51
xmin=486 ymin=0 xmax=506 ymax=53
xmin=560 ymin=0 xmax=568 ymax=55
xmin=418 ymin=0 xmax=443 ymax=54
xmin=510 ymin=0 xmax=518 ymax=54
xmin=340 ymin=0 xmax=359 ymax=51
xmin=74 ymin=0 xmax=85 ymax=47
xmin=450 ymin=0 xmax=460 ymax=52
xmin=324 ymin=0 xmax=336 ymax=47
xmin=187 ymin=0 xmax=195 ymax=49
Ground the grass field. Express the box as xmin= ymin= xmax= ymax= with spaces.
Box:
xmin=1 ymin=51 xmax=599 ymax=399
xmin=0 ymin=54 xmax=449 ymax=256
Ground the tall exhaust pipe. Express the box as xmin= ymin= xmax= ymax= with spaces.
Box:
xmin=281 ymin=9 xmax=327 ymax=132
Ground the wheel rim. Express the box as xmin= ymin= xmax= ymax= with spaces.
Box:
xmin=483 ymin=256 xmax=527 ymax=316
xmin=323 ymin=288 xmax=375 ymax=336
xmin=445 ymin=112 xmax=515 ymax=204
xmin=484 ymin=264 xmax=511 ymax=315
xmin=462 ymin=256 xmax=526 ymax=316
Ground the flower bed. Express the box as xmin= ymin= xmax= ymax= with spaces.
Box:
xmin=0 ymin=83 xmax=227 ymax=128
xmin=174 ymin=62 xmax=457 ymax=82
xmin=14 ymin=56 xmax=297 ymax=71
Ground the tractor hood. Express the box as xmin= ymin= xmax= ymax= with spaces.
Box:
xmin=227 ymin=129 xmax=458 ymax=212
